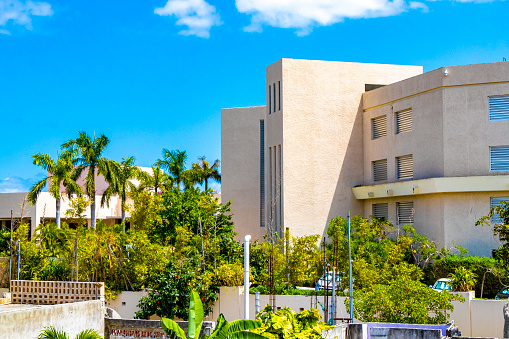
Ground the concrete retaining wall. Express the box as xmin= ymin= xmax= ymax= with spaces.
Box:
xmin=0 ymin=300 xmax=104 ymax=339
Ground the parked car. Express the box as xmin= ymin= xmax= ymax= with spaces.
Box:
xmin=430 ymin=278 xmax=452 ymax=292
xmin=495 ymin=286 xmax=509 ymax=300
xmin=315 ymin=272 xmax=343 ymax=290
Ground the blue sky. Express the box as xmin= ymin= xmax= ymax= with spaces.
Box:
xmin=0 ymin=0 xmax=507 ymax=193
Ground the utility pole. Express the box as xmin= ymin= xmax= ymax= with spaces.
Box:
xmin=8 ymin=210 xmax=13 ymax=288
xmin=348 ymin=212 xmax=353 ymax=322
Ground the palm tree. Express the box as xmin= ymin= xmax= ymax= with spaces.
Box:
xmin=157 ymin=149 xmax=187 ymax=189
xmin=137 ymin=163 xmax=172 ymax=194
xmin=37 ymin=326 xmax=102 ymax=339
xmin=61 ymin=132 xmax=115 ymax=229
xmin=192 ymin=156 xmax=221 ymax=191
xmin=101 ymin=156 xmax=140 ymax=223
xmin=28 ymin=150 xmax=82 ymax=229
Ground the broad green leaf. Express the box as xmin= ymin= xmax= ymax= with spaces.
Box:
xmin=209 ymin=313 xmax=228 ymax=339
xmin=188 ymin=291 xmax=204 ymax=339
xmin=226 ymin=332 xmax=267 ymax=339
xmin=161 ymin=318 xmax=187 ymax=339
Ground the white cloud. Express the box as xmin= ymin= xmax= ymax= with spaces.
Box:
xmin=0 ymin=0 xmax=53 ymax=33
xmin=0 ymin=28 xmax=10 ymax=34
xmin=0 ymin=173 xmax=46 ymax=193
xmin=155 ymin=0 xmax=221 ymax=38
xmin=236 ymin=0 xmax=427 ymax=35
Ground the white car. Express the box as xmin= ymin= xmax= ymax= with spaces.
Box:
xmin=315 ymin=272 xmax=342 ymax=290
xmin=431 ymin=278 xmax=452 ymax=292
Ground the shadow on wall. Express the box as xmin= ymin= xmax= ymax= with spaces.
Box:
xmin=324 ymin=100 xmax=365 ymax=239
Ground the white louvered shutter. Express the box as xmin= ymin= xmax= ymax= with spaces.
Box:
xmin=489 ymin=95 xmax=509 ymax=121
xmin=396 ymin=109 xmax=412 ymax=134
xmin=372 ymin=115 xmax=387 ymax=139
xmin=372 ymin=203 xmax=389 ymax=220
xmin=490 ymin=147 xmax=509 ymax=172
xmin=397 ymin=201 xmax=414 ymax=224
xmin=373 ymin=159 xmax=387 ymax=182
xmin=397 ymin=154 xmax=413 ymax=180
xmin=490 ymin=197 xmax=509 ymax=222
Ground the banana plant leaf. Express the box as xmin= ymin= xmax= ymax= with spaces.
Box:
xmin=188 ymin=290 xmax=204 ymax=339
xmin=161 ymin=318 xmax=187 ymax=339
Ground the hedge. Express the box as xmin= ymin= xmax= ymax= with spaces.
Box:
xmin=432 ymin=255 xmax=507 ymax=298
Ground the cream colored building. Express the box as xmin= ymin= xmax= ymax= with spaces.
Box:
xmin=222 ymin=58 xmax=509 ymax=256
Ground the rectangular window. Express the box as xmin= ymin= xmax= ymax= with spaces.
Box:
xmin=397 ymin=201 xmax=414 ymax=224
xmin=397 ymin=154 xmax=413 ymax=180
xmin=372 ymin=159 xmax=388 ymax=182
xmin=396 ymin=108 xmax=412 ymax=134
xmin=372 ymin=203 xmax=389 ymax=220
xmin=278 ymin=81 xmax=281 ymax=111
xmin=268 ymin=85 xmax=272 ymax=114
xmin=260 ymin=120 xmax=265 ymax=227
xmin=273 ymin=83 xmax=276 ymax=113
xmin=371 ymin=115 xmax=387 ymax=140
xmin=490 ymin=146 xmax=509 ymax=171
xmin=489 ymin=95 xmax=509 ymax=121
xmin=491 ymin=197 xmax=509 ymax=222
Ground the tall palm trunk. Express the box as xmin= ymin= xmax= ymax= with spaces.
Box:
xmin=204 ymin=178 xmax=208 ymax=191
xmin=91 ymin=190 xmax=96 ymax=229
xmin=121 ymin=202 xmax=125 ymax=223
xmin=56 ymin=198 xmax=61 ymax=229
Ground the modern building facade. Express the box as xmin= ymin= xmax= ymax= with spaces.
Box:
xmin=221 ymin=58 xmax=509 ymax=256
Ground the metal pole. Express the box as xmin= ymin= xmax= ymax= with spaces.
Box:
xmin=244 ymin=235 xmax=251 ymax=319
xmin=9 ymin=210 xmax=13 ymax=288
xmin=331 ymin=267 xmax=336 ymax=324
xmin=348 ymin=212 xmax=353 ymax=321
xmin=17 ymin=241 xmax=20 ymax=280
xmin=255 ymin=291 xmax=261 ymax=317
xmin=323 ymin=237 xmax=327 ymax=323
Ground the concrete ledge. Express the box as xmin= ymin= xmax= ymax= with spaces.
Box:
xmin=352 ymin=175 xmax=509 ymax=200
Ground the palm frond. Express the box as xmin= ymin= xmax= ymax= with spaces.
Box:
xmin=74 ymin=329 xmax=103 ymax=339
xmin=28 ymin=176 xmax=50 ymax=205
xmin=37 ymin=326 xmax=69 ymax=339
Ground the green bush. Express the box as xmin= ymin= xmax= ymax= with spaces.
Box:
xmin=432 ymin=255 xmax=507 ymax=298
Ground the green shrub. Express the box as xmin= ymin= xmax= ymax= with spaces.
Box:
xmin=432 ymin=255 xmax=507 ymax=298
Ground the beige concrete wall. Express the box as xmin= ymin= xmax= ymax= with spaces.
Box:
xmin=271 ymin=59 xmax=422 ymax=238
xmin=0 ymin=300 xmax=104 ymax=339
xmin=107 ymin=290 xmax=148 ymax=319
xmin=363 ymin=192 xmax=501 ymax=256
xmin=221 ymin=106 xmax=267 ymax=242
xmin=470 ymin=298 xmax=507 ymax=338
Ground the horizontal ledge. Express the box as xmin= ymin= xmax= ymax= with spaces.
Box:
xmin=352 ymin=175 xmax=509 ymax=200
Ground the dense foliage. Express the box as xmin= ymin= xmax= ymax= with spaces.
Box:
xmin=252 ymin=306 xmax=333 ymax=339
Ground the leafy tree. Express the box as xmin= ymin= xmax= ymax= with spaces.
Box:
xmin=157 ymin=149 xmax=188 ymax=189
xmin=101 ymin=156 xmax=140 ymax=223
xmin=135 ymin=261 xmax=217 ymax=320
xmin=476 ymin=201 xmax=509 ymax=263
xmin=62 ymin=131 xmax=116 ymax=229
xmin=28 ymin=150 xmax=82 ymax=228
xmin=192 ymin=156 xmax=221 ymax=191
xmin=349 ymin=275 xmax=463 ymax=325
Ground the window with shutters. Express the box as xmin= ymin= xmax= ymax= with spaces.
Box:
xmin=371 ymin=115 xmax=387 ymax=140
xmin=372 ymin=159 xmax=388 ymax=182
xmin=491 ymin=197 xmax=509 ymax=222
xmin=397 ymin=154 xmax=413 ymax=180
xmin=268 ymin=85 xmax=272 ymax=114
xmin=489 ymin=95 xmax=509 ymax=121
xmin=397 ymin=201 xmax=414 ymax=224
xmin=396 ymin=108 xmax=412 ymax=134
xmin=372 ymin=203 xmax=389 ymax=220
xmin=490 ymin=146 xmax=509 ymax=171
